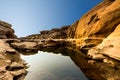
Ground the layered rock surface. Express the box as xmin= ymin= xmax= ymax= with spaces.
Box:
xmin=67 ymin=0 xmax=120 ymax=48
xmin=0 ymin=20 xmax=27 ymax=80
xmin=0 ymin=40 xmax=27 ymax=80
xmin=21 ymin=25 xmax=69 ymax=39
xmin=66 ymin=0 xmax=120 ymax=60
xmin=88 ymin=24 xmax=120 ymax=60
xmin=0 ymin=20 xmax=16 ymax=39
xmin=66 ymin=0 xmax=120 ymax=79
xmin=87 ymin=24 xmax=120 ymax=79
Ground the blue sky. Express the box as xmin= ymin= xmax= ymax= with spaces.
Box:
xmin=0 ymin=0 xmax=102 ymax=37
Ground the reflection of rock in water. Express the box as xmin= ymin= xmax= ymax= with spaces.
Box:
xmin=0 ymin=40 xmax=27 ymax=80
xmin=67 ymin=49 xmax=120 ymax=80
xmin=23 ymin=45 xmax=120 ymax=80
xmin=68 ymin=50 xmax=106 ymax=80
xmin=39 ymin=47 xmax=105 ymax=80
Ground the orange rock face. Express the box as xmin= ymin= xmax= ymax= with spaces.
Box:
xmin=88 ymin=24 xmax=120 ymax=60
xmin=67 ymin=0 xmax=120 ymax=79
xmin=67 ymin=0 xmax=120 ymax=47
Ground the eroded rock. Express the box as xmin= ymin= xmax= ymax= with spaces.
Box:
xmin=88 ymin=24 xmax=120 ymax=61
xmin=11 ymin=41 xmax=37 ymax=53
xmin=66 ymin=0 xmax=120 ymax=79
xmin=67 ymin=0 xmax=120 ymax=48
xmin=87 ymin=24 xmax=120 ymax=80
xmin=21 ymin=25 xmax=70 ymax=39
xmin=0 ymin=20 xmax=17 ymax=39
xmin=0 ymin=40 xmax=27 ymax=80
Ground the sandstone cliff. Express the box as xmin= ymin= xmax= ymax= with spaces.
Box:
xmin=67 ymin=0 xmax=120 ymax=48
xmin=66 ymin=0 xmax=120 ymax=79
xmin=0 ymin=20 xmax=16 ymax=39
xmin=88 ymin=24 xmax=120 ymax=60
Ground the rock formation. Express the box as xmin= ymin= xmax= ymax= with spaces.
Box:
xmin=88 ymin=24 xmax=120 ymax=60
xmin=21 ymin=25 xmax=69 ymax=39
xmin=0 ymin=20 xmax=17 ymax=39
xmin=0 ymin=40 xmax=27 ymax=80
xmin=87 ymin=24 xmax=120 ymax=80
xmin=67 ymin=0 xmax=120 ymax=79
xmin=1 ymin=0 xmax=120 ymax=80
xmin=67 ymin=0 xmax=120 ymax=48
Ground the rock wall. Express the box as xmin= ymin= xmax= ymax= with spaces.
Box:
xmin=87 ymin=24 xmax=120 ymax=79
xmin=0 ymin=20 xmax=17 ymax=39
xmin=67 ymin=0 xmax=120 ymax=48
xmin=88 ymin=24 xmax=120 ymax=60
xmin=67 ymin=0 xmax=120 ymax=79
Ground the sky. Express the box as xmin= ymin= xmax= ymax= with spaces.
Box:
xmin=0 ymin=0 xmax=103 ymax=37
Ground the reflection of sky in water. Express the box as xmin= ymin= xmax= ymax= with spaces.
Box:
xmin=22 ymin=51 xmax=88 ymax=80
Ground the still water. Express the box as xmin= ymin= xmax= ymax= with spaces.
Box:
xmin=22 ymin=51 xmax=88 ymax=80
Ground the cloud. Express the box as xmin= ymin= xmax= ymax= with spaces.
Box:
xmin=25 ymin=67 xmax=59 ymax=80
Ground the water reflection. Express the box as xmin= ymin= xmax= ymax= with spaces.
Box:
xmin=21 ymin=47 xmax=88 ymax=80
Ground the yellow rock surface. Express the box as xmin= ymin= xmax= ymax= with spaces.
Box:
xmin=67 ymin=0 xmax=120 ymax=47
xmin=88 ymin=24 xmax=120 ymax=61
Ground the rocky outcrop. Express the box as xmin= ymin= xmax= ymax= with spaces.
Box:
xmin=88 ymin=24 xmax=120 ymax=61
xmin=67 ymin=20 xmax=79 ymax=38
xmin=0 ymin=40 xmax=27 ymax=80
xmin=10 ymin=41 xmax=38 ymax=53
xmin=66 ymin=0 xmax=120 ymax=80
xmin=0 ymin=20 xmax=17 ymax=39
xmin=67 ymin=0 xmax=120 ymax=49
xmin=21 ymin=25 xmax=69 ymax=39
xmin=8 ymin=39 xmax=70 ymax=54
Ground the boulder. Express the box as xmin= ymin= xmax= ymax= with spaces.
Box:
xmin=0 ymin=20 xmax=17 ymax=39
xmin=40 ymin=30 xmax=49 ymax=34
